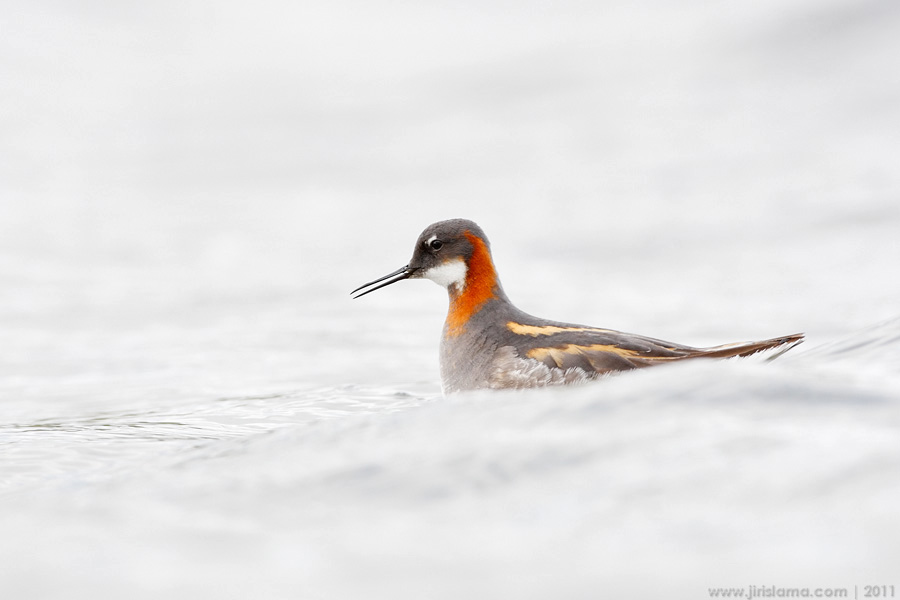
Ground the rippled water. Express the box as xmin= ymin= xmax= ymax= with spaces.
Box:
xmin=3 ymin=330 xmax=899 ymax=598
xmin=3 ymin=0 xmax=900 ymax=597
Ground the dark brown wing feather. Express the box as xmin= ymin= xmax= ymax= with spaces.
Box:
xmin=693 ymin=334 xmax=805 ymax=359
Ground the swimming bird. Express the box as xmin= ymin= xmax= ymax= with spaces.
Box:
xmin=352 ymin=219 xmax=803 ymax=393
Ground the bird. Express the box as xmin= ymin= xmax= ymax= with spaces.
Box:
xmin=351 ymin=218 xmax=804 ymax=393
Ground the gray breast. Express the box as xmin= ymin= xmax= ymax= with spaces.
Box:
xmin=439 ymin=328 xmax=502 ymax=393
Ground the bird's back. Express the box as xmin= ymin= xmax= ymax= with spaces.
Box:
xmin=441 ymin=300 xmax=803 ymax=392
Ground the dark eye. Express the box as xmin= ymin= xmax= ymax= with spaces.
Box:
xmin=429 ymin=239 xmax=443 ymax=251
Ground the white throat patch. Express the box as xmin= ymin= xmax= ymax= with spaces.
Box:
xmin=423 ymin=258 xmax=467 ymax=292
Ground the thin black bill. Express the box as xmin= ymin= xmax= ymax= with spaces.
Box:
xmin=351 ymin=265 xmax=415 ymax=298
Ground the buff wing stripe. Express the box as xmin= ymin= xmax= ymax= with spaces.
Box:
xmin=527 ymin=344 xmax=656 ymax=362
xmin=507 ymin=322 xmax=617 ymax=337
xmin=525 ymin=343 xmax=685 ymax=370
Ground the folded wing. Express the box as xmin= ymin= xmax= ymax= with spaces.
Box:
xmin=523 ymin=330 xmax=804 ymax=375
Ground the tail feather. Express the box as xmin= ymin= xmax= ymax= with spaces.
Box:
xmin=700 ymin=333 xmax=805 ymax=359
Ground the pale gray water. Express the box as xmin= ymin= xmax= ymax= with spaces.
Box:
xmin=2 ymin=0 xmax=900 ymax=598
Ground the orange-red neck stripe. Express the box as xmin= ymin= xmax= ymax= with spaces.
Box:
xmin=445 ymin=231 xmax=498 ymax=336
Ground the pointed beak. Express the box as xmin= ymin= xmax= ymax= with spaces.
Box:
xmin=351 ymin=265 xmax=417 ymax=299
